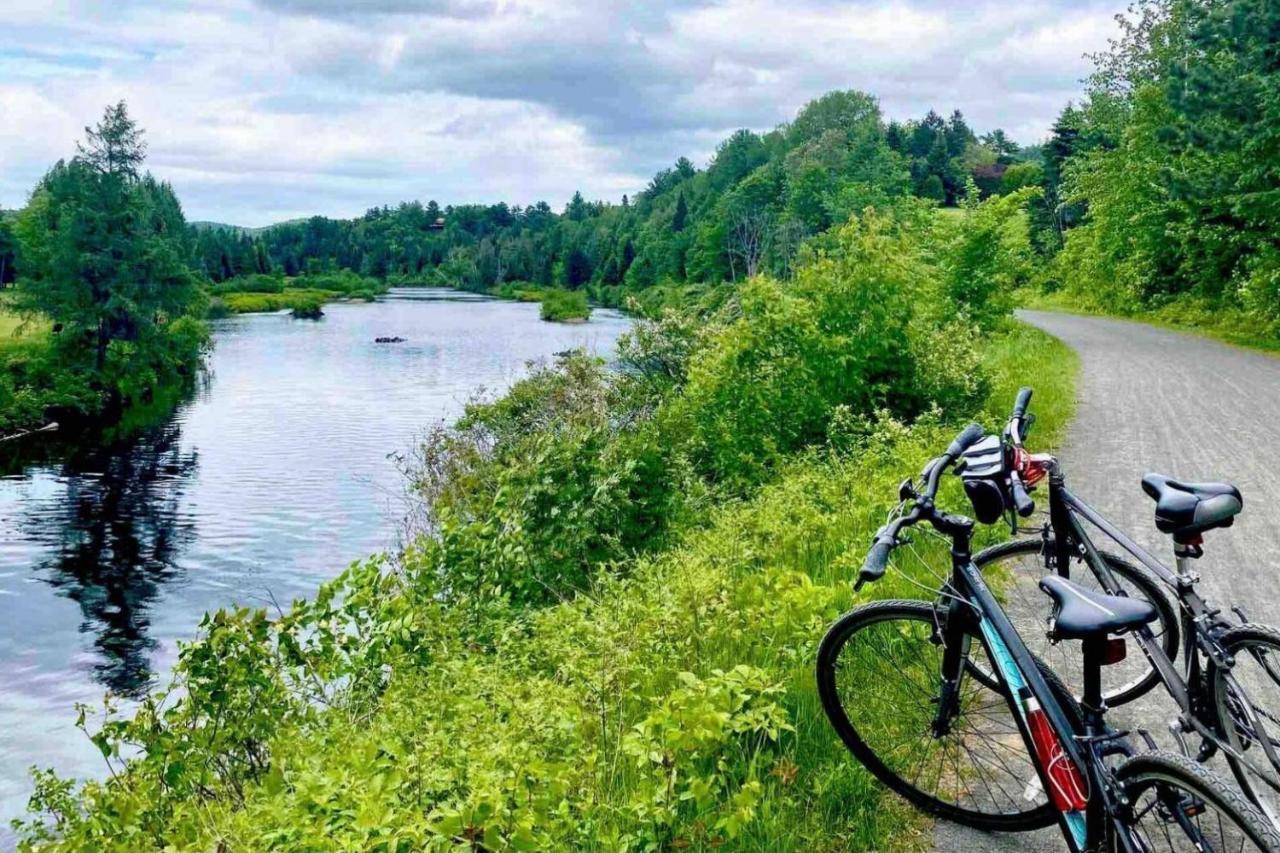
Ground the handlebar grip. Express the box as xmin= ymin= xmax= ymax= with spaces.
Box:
xmin=1010 ymin=473 xmax=1036 ymax=517
xmin=1012 ymin=387 xmax=1033 ymax=420
xmin=855 ymin=538 xmax=894 ymax=590
xmin=945 ymin=423 xmax=986 ymax=460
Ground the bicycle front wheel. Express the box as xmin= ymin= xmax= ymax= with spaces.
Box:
xmin=1112 ymin=752 xmax=1280 ymax=851
xmin=973 ymin=537 xmax=1179 ymax=707
xmin=1212 ymin=623 xmax=1280 ymax=830
xmin=816 ymin=599 xmax=1079 ymax=831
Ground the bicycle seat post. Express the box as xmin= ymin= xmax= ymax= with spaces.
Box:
xmin=1081 ymin=636 xmax=1107 ymax=719
xmin=1173 ymin=534 xmax=1203 ymax=586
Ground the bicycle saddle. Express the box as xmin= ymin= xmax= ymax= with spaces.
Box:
xmin=1038 ymin=575 xmax=1158 ymax=640
xmin=1140 ymin=473 xmax=1242 ymax=541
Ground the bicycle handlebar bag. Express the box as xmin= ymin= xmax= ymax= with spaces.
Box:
xmin=959 ymin=434 xmax=1007 ymax=524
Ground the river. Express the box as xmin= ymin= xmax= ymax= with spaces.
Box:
xmin=0 ymin=288 xmax=631 ymax=840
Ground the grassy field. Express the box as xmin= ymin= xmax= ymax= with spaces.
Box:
xmin=0 ymin=306 xmax=42 ymax=351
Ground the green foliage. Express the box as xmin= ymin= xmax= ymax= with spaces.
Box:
xmin=999 ymin=161 xmax=1042 ymax=194
xmin=221 ymin=289 xmax=334 ymax=315
xmin=210 ymin=273 xmax=285 ymax=295
xmin=667 ymin=207 xmax=985 ymax=489
xmin=940 ymin=184 xmax=1042 ymax=328
xmin=2 ymin=102 xmax=208 ymax=431
xmin=1031 ymin=0 xmax=1280 ymax=345
xmin=15 ymin=315 xmax=1075 ymax=851
xmin=539 ymin=289 xmax=590 ymax=322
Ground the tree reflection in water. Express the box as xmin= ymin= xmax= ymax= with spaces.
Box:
xmin=31 ymin=418 xmax=198 ymax=698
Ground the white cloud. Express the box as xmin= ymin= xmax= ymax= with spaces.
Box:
xmin=0 ymin=0 xmax=1127 ymax=224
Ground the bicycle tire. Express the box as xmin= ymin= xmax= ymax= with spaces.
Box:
xmin=1112 ymin=751 xmax=1280 ymax=851
xmin=816 ymin=598 xmax=1082 ymax=831
xmin=972 ymin=537 xmax=1179 ymax=706
xmin=1211 ymin=622 xmax=1280 ymax=831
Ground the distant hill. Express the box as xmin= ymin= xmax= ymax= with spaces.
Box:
xmin=190 ymin=218 xmax=308 ymax=236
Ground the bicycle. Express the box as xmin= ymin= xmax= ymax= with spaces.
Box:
xmin=965 ymin=388 xmax=1280 ymax=828
xmin=816 ymin=423 xmax=1280 ymax=851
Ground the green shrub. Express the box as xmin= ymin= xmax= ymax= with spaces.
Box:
xmin=292 ymin=270 xmax=387 ymax=296
xmin=210 ymin=274 xmax=284 ymax=295
xmin=539 ymin=288 xmax=590 ymax=322
xmin=665 ymin=206 xmax=987 ymax=490
xmin=223 ymin=289 xmax=331 ymax=314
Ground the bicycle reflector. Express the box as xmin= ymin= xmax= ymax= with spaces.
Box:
xmin=960 ymin=434 xmax=1007 ymax=524
xmin=1021 ymin=689 xmax=1089 ymax=812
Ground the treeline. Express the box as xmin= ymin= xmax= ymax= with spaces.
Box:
xmin=1036 ymin=0 xmax=1280 ymax=337
xmin=190 ymin=94 xmax=1034 ymax=310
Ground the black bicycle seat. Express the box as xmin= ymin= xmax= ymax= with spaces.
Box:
xmin=1039 ymin=575 xmax=1158 ymax=640
xmin=1141 ymin=473 xmax=1242 ymax=541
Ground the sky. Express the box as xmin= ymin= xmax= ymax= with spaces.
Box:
xmin=1 ymin=0 xmax=1125 ymax=227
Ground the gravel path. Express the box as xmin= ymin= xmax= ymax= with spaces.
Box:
xmin=935 ymin=311 xmax=1280 ymax=851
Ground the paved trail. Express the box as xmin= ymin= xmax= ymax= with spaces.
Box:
xmin=936 ymin=311 xmax=1280 ymax=851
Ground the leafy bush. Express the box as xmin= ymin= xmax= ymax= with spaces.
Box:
xmin=209 ymin=274 xmax=285 ymax=295
xmin=939 ymin=183 xmax=1041 ymax=329
xmin=539 ymin=288 xmax=590 ymax=322
xmin=399 ymin=353 xmax=681 ymax=606
xmin=292 ymin=270 xmax=386 ymax=296
xmin=665 ymin=206 xmax=987 ymax=489
xmin=223 ymin=289 xmax=331 ymax=315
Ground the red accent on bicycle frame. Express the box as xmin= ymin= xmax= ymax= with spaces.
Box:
xmin=1024 ymin=695 xmax=1089 ymax=812
xmin=1013 ymin=447 xmax=1049 ymax=487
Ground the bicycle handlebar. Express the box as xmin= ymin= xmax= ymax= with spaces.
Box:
xmin=1009 ymin=471 xmax=1036 ymax=517
xmin=1011 ymin=387 xmax=1033 ymax=421
xmin=1008 ymin=386 xmax=1033 ymax=448
xmin=855 ymin=422 xmax=983 ymax=589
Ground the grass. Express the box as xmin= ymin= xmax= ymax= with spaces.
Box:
xmin=540 ymin=288 xmax=591 ymax=322
xmin=222 ymin=288 xmax=340 ymax=315
xmin=1017 ymin=287 xmax=1280 ymax=357
xmin=0 ymin=305 xmax=44 ymax=352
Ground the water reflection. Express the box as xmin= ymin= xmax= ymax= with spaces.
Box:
xmin=27 ymin=416 xmax=198 ymax=697
xmin=0 ymin=288 xmax=631 ymax=833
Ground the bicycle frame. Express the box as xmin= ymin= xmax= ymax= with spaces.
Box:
xmin=1041 ymin=468 xmax=1280 ymax=796
xmin=939 ymin=516 xmax=1135 ymax=852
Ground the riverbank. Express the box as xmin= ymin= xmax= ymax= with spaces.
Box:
xmin=207 ymin=271 xmax=388 ymax=317
xmin=0 ymin=290 xmax=632 ymax=841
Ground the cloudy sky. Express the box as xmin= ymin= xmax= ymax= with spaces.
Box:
xmin=1 ymin=0 xmax=1124 ymax=226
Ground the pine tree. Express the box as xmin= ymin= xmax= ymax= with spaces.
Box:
xmin=672 ymin=192 xmax=688 ymax=233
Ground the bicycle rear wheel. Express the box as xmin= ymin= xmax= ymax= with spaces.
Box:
xmin=973 ymin=538 xmax=1179 ymax=707
xmin=1112 ymin=752 xmax=1280 ymax=851
xmin=816 ymin=598 xmax=1080 ymax=831
xmin=1212 ymin=624 xmax=1280 ymax=831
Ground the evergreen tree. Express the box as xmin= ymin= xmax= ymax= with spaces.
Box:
xmin=13 ymin=102 xmax=203 ymax=377
xmin=671 ymin=192 xmax=688 ymax=233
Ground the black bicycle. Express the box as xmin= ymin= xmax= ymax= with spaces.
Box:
xmin=958 ymin=389 xmax=1280 ymax=828
xmin=817 ymin=424 xmax=1280 ymax=851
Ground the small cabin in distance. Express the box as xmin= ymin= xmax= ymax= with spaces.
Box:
xmin=427 ymin=217 xmax=445 ymax=231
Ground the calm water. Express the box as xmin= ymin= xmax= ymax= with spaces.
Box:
xmin=0 ymin=289 xmax=630 ymax=837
